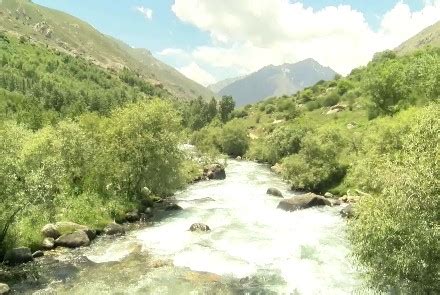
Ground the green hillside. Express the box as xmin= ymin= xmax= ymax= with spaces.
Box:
xmin=396 ymin=20 xmax=440 ymax=54
xmin=0 ymin=0 xmax=214 ymax=100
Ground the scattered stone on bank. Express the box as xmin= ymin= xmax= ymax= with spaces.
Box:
xmin=0 ymin=283 xmax=10 ymax=294
xmin=125 ymin=210 xmax=140 ymax=223
xmin=324 ymin=192 xmax=334 ymax=198
xmin=277 ymin=193 xmax=331 ymax=212
xmin=189 ymin=223 xmax=211 ymax=232
xmin=270 ymin=163 xmax=284 ymax=174
xmin=55 ymin=230 xmax=90 ymax=248
xmin=41 ymin=222 xmax=91 ymax=240
xmin=340 ymin=204 xmax=355 ymax=218
xmin=236 ymin=156 xmax=242 ymax=160
xmin=42 ymin=237 xmax=55 ymax=250
xmin=140 ymin=187 xmax=152 ymax=198
xmin=165 ymin=203 xmax=183 ymax=211
xmin=144 ymin=207 xmax=154 ymax=219
xmin=3 ymin=247 xmax=33 ymax=266
xmin=203 ymin=163 xmax=226 ymax=180
xmin=32 ymin=250 xmax=44 ymax=259
xmin=267 ymin=187 xmax=283 ymax=198
xmin=103 ymin=222 xmax=125 ymax=236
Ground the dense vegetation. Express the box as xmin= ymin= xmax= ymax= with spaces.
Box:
xmin=0 ymin=34 xmax=212 ymax=256
xmin=191 ymin=48 xmax=439 ymax=293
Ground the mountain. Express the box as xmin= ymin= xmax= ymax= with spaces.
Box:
xmin=208 ymin=76 xmax=244 ymax=93
xmin=0 ymin=0 xmax=214 ymax=100
xmin=396 ymin=21 xmax=440 ymax=54
xmin=218 ymin=59 xmax=338 ymax=106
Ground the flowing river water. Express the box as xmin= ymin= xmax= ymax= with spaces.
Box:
xmin=11 ymin=160 xmax=369 ymax=294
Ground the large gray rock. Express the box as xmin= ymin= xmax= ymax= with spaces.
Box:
xmin=55 ymin=231 xmax=90 ymax=248
xmin=165 ymin=203 xmax=183 ymax=211
xmin=103 ymin=223 xmax=125 ymax=236
xmin=277 ymin=193 xmax=331 ymax=212
xmin=125 ymin=210 xmax=140 ymax=223
xmin=340 ymin=204 xmax=355 ymax=218
xmin=32 ymin=251 xmax=44 ymax=259
xmin=189 ymin=223 xmax=211 ymax=232
xmin=41 ymin=222 xmax=90 ymax=239
xmin=204 ymin=164 xmax=226 ymax=180
xmin=0 ymin=283 xmax=10 ymax=294
xmin=267 ymin=188 xmax=283 ymax=198
xmin=42 ymin=237 xmax=55 ymax=250
xmin=3 ymin=247 xmax=33 ymax=266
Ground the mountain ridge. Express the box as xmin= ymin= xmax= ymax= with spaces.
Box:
xmin=396 ymin=20 xmax=440 ymax=54
xmin=218 ymin=59 xmax=338 ymax=106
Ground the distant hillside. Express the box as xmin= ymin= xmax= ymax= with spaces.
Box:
xmin=396 ymin=20 xmax=440 ymax=54
xmin=0 ymin=0 xmax=214 ymax=100
xmin=218 ymin=59 xmax=338 ymax=106
xmin=208 ymin=76 xmax=244 ymax=93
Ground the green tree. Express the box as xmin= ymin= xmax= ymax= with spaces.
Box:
xmin=220 ymin=119 xmax=249 ymax=157
xmin=219 ymin=95 xmax=235 ymax=122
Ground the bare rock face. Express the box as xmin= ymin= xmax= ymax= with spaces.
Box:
xmin=267 ymin=188 xmax=283 ymax=198
xmin=189 ymin=223 xmax=211 ymax=232
xmin=55 ymin=231 xmax=90 ymax=248
xmin=277 ymin=193 xmax=331 ymax=212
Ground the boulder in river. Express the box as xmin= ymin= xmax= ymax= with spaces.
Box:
xmin=32 ymin=250 xmax=44 ymax=259
xmin=189 ymin=223 xmax=211 ymax=232
xmin=204 ymin=164 xmax=226 ymax=180
xmin=0 ymin=283 xmax=10 ymax=294
xmin=340 ymin=204 xmax=355 ymax=218
xmin=324 ymin=192 xmax=334 ymax=198
xmin=267 ymin=188 xmax=283 ymax=198
xmin=277 ymin=193 xmax=331 ymax=212
xmin=55 ymin=230 xmax=90 ymax=248
xmin=104 ymin=222 xmax=125 ymax=236
xmin=165 ymin=203 xmax=183 ymax=211
xmin=125 ymin=210 xmax=140 ymax=223
xmin=42 ymin=237 xmax=55 ymax=250
xmin=3 ymin=247 xmax=33 ymax=266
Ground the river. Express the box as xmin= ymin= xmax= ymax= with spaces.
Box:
xmin=11 ymin=160 xmax=368 ymax=294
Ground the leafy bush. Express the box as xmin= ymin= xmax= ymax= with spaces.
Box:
xmin=282 ymin=127 xmax=347 ymax=192
xmin=220 ymin=119 xmax=249 ymax=157
xmin=348 ymin=106 xmax=440 ymax=293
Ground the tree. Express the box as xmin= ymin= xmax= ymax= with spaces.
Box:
xmin=219 ymin=95 xmax=235 ymax=122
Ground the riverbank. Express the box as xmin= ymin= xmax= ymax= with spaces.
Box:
xmin=1 ymin=160 xmax=364 ymax=294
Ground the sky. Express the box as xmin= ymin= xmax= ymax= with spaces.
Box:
xmin=34 ymin=0 xmax=440 ymax=86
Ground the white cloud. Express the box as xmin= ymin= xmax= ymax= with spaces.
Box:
xmin=169 ymin=0 xmax=440 ymax=76
xmin=136 ymin=6 xmax=153 ymax=20
xmin=178 ymin=62 xmax=217 ymax=86
xmin=157 ymin=48 xmax=186 ymax=57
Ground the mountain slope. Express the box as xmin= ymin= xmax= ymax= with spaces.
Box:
xmin=396 ymin=20 xmax=440 ymax=54
xmin=0 ymin=0 xmax=214 ymax=99
xmin=218 ymin=59 xmax=337 ymax=106
xmin=208 ymin=76 xmax=244 ymax=93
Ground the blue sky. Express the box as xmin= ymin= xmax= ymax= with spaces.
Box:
xmin=34 ymin=0 xmax=440 ymax=85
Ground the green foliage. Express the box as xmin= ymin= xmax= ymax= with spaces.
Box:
xmin=0 ymin=100 xmax=187 ymax=252
xmin=282 ymin=127 xmax=347 ymax=192
xmin=181 ymin=96 xmax=218 ymax=131
xmin=219 ymin=95 xmax=235 ymax=122
xmin=348 ymin=106 xmax=440 ymax=293
xmin=220 ymin=119 xmax=250 ymax=157
xmin=0 ymin=36 xmax=166 ymax=129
